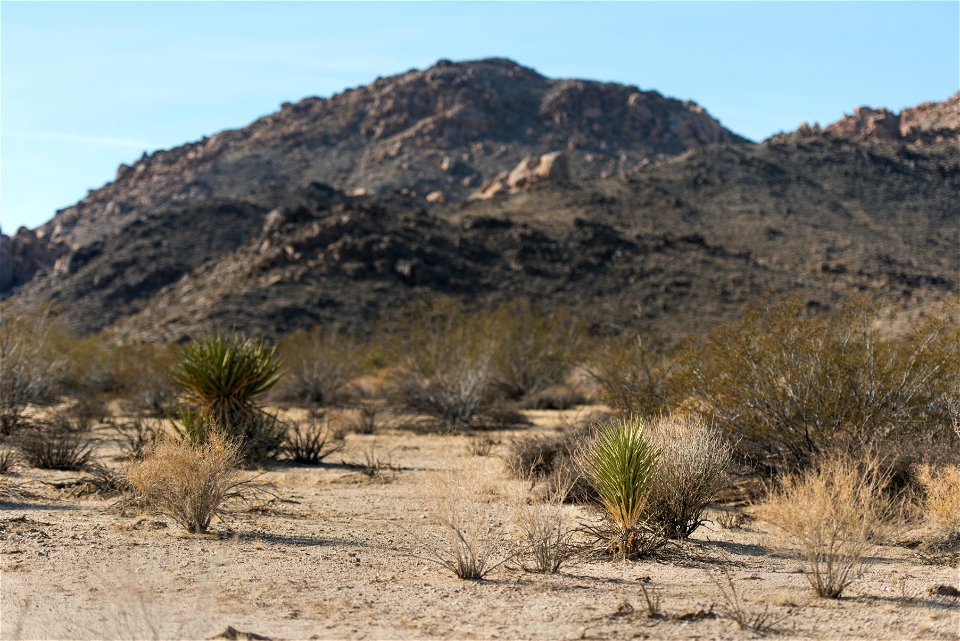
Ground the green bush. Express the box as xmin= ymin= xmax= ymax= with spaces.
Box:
xmin=675 ymin=297 xmax=960 ymax=468
xmin=488 ymin=300 xmax=587 ymax=400
xmin=0 ymin=308 xmax=65 ymax=433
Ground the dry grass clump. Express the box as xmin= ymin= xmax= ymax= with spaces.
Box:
xmin=416 ymin=461 xmax=515 ymax=579
xmin=512 ymin=497 xmax=576 ymax=573
xmin=283 ymin=419 xmax=344 ymax=464
xmin=761 ymin=453 xmax=895 ymax=598
xmin=710 ymin=567 xmax=788 ymax=633
xmin=916 ymin=464 xmax=960 ymax=532
xmin=126 ymin=433 xmax=243 ymax=533
xmin=643 ymin=413 xmax=733 ymax=538
xmin=18 ymin=416 xmax=94 ymax=470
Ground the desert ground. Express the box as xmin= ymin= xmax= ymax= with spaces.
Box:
xmin=1 ymin=407 xmax=957 ymax=641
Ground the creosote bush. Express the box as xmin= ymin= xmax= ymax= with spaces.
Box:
xmin=643 ymin=413 xmax=733 ymax=538
xmin=0 ymin=309 xmax=65 ymax=433
xmin=761 ymin=453 xmax=894 ymax=598
xmin=676 ymin=297 xmax=960 ymax=468
xmin=388 ymin=301 xmax=497 ymax=429
xmin=126 ymin=432 xmax=243 ymax=533
xmin=488 ymin=300 xmax=587 ymax=401
xmin=581 ymin=416 xmax=664 ymax=560
xmin=275 ymin=327 xmax=367 ymax=405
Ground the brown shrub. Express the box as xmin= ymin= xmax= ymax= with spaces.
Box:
xmin=643 ymin=413 xmax=733 ymax=538
xmin=503 ymin=419 xmax=596 ymax=503
xmin=512 ymin=497 xmax=576 ymax=573
xmin=126 ymin=433 xmax=243 ymax=533
xmin=283 ymin=419 xmax=344 ymax=464
xmin=761 ymin=453 xmax=895 ymax=598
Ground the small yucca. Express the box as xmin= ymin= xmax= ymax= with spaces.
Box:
xmin=171 ymin=332 xmax=282 ymax=429
xmin=582 ymin=416 xmax=664 ymax=559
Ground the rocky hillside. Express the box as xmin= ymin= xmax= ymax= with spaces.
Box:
xmin=6 ymin=59 xmax=958 ymax=341
xmin=19 ymin=127 xmax=958 ymax=343
xmin=35 ymin=58 xmax=744 ymax=252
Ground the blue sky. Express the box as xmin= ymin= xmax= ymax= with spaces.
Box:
xmin=2 ymin=1 xmax=958 ymax=233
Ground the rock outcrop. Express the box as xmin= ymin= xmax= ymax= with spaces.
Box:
xmin=0 ymin=227 xmax=64 ymax=295
xmin=469 ymin=151 xmax=570 ymax=200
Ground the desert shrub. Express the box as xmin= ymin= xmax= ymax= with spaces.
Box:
xmin=416 ymin=462 xmax=516 ymax=579
xmin=518 ymin=384 xmax=587 ymax=410
xmin=0 ymin=309 xmax=65 ymax=433
xmin=18 ymin=416 xmax=93 ymax=470
xmin=642 ymin=413 xmax=733 ymax=538
xmin=676 ymin=297 xmax=960 ymax=468
xmin=85 ymin=461 xmax=131 ymax=496
xmin=590 ymin=332 xmax=673 ymax=418
xmin=504 ymin=419 xmax=596 ymax=503
xmin=387 ymin=301 xmax=498 ymax=429
xmin=916 ymin=464 xmax=960 ymax=532
xmin=513 ymin=498 xmax=576 ymax=573
xmin=761 ymin=453 xmax=894 ymax=598
xmin=109 ymin=342 xmax=179 ymax=416
xmin=283 ymin=419 xmax=344 ymax=464
xmin=710 ymin=567 xmax=787 ymax=633
xmin=0 ymin=446 xmax=18 ymax=473
xmin=275 ymin=326 xmax=367 ymax=405
xmin=581 ymin=416 xmax=664 ymax=560
xmin=488 ymin=300 xmax=587 ymax=400
xmin=126 ymin=433 xmax=243 ymax=533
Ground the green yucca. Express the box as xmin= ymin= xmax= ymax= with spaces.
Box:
xmin=585 ymin=416 xmax=660 ymax=534
xmin=171 ymin=332 xmax=282 ymax=429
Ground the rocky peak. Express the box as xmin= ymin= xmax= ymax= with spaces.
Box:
xmin=797 ymin=92 xmax=959 ymax=144
xmin=36 ymin=57 xmax=745 ymax=254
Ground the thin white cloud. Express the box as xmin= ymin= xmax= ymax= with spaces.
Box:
xmin=1 ymin=131 xmax=154 ymax=150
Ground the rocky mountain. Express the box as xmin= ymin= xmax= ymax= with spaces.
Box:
xmin=5 ymin=59 xmax=958 ymax=342
xmin=34 ymin=58 xmax=743 ymax=253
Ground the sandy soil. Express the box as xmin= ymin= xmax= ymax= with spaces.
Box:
xmin=1 ymin=409 xmax=958 ymax=640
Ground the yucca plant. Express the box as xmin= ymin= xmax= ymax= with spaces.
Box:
xmin=582 ymin=416 xmax=664 ymax=559
xmin=171 ymin=332 xmax=282 ymax=428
